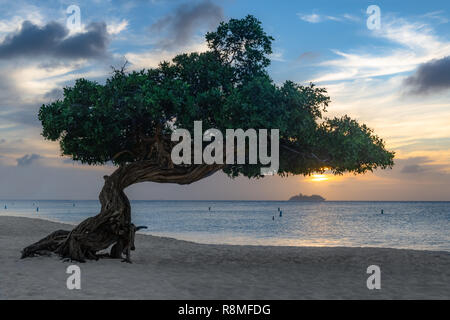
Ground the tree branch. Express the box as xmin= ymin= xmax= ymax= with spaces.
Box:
xmin=120 ymin=162 xmax=225 ymax=188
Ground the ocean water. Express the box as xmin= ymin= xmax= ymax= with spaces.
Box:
xmin=1 ymin=200 xmax=449 ymax=252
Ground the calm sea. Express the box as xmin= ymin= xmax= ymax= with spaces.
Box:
xmin=1 ymin=200 xmax=449 ymax=252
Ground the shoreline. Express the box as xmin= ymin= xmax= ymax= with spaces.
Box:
xmin=1 ymin=215 xmax=449 ymax=299
xmin=1 ymin=213 xmax=449 ymax=252
xmin=4 ymin=214 xmax=450 ymax=253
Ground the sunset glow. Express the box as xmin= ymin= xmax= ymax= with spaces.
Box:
xmin=311 ymin=174 xmax=329 ymax=182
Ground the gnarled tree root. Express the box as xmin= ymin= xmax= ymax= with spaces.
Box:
xmin=21 ymin=223 xmax=147 ymax=263
xmin=21 ymin=230 xmax=70 ymax=259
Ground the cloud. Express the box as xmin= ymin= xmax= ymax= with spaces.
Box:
xmin=107 ymin=19 xmax=129 ymax=35
xmin=297 ymin=13 xmax=322 ymax=23
xmin=0 ymin=21 xmax=110 ymax=60
xmin=269 ymin=49 xmax=285 ymax=62
xmin=312 ymin=16 xmax=450 ymax=83
xmin=1 ymin=108 xmax=40 ymax=127
xmin=404 ymin=56 xmax=450 ymax=94
xmin=43 ymin=88 xmax=64 ymax=100
xmin=0 ymin=5 xmax=44 ymax=35
xmin=149 ymin=0 xmax=223 ymax=49
xmin=16 ymin=154 xmax=41 ymax=166
xmin=297 ymin=13 xmax=359 ymax=24
xmin=401 ymin=164 xmax=425 ymax=173
xmin=342 ymin=14 xmax=361 ymax=22
xmin=422 ymin=11 xmax=449 ymax=24
xmin=384 ymin=156 xmax=449 ymax=176
xmin=125 ymin=40 xmax=209 ymax=70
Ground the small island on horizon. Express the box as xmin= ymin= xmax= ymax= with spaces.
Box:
xmin=289 ymin=193 xmax=326 ymax=202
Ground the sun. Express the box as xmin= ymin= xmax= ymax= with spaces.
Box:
xmin=311 ymin=174 xmax=329 ymax=182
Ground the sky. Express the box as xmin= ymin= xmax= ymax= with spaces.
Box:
xmin=0 ymin=0 xmax=450 ymax=201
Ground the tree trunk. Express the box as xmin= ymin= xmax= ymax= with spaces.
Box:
xmin=21 ymin=162 xmax=223 ymax=262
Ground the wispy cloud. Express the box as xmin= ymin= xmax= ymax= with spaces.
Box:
xmin=0 ymin=4 xmax=44 ymax=36
xmin=107 ymin=19 xmax=129 ymax=35
xmin=269 ymin=48 xmax=285 ymax=62
xmin=297 ymin=12 xmax=360 ymax=24
xmin=297 ymin=13 xmax=322 ymax=23
xmin=125 ymin=41 xmax=209 ymax=70
xmin=312 ymin=16 xmax=450 ymax=82
xmin=422 ymin=10 xmax=449 ymax=24
xmin=342 ymin=14 xmax=361 ymax=22
xmin=149 ymin=0 xmax=223 ymax=49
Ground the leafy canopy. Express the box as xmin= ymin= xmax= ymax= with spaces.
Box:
xmin=39 ymin=15 xmax=394 ymax=178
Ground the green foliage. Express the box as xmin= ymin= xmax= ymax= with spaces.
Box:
xmin=205 ymin=15 xmax=274 ymax=81
xmin=39 ymin=15 xmax=394 ymax=177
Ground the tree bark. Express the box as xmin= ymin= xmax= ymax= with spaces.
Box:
xmin=21 ymin=162 xmax=223 ymax=262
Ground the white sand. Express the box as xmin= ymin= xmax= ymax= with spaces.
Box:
xmin=0 ymin=216 xmax=449 ymax=300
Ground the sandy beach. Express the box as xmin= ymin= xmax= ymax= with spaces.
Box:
xmin=0 ymin=215 xmax=449 ymax=300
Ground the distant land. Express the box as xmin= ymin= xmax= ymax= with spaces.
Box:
xmin=289 ymin=193 xmax=326 ymax=202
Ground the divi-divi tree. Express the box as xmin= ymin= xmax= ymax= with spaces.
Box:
xmin=22 ymin=16 xmax=394 ymax=262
